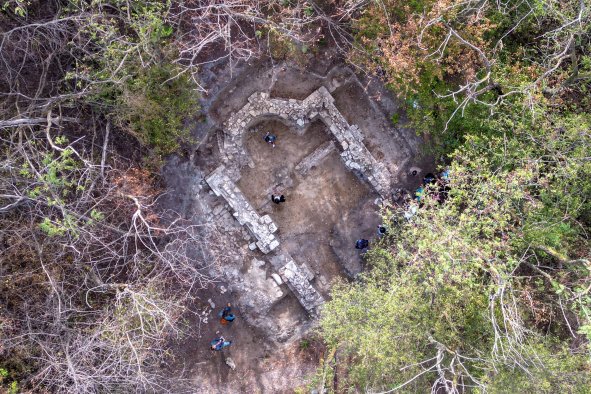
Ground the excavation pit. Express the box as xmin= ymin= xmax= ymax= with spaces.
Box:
xmin=237 ymin=119 xmax=381 ymax=283
xmin=168 ymin=62 xmax=431 ymax=392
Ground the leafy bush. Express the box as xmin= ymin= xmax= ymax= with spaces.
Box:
xmin=68 ymin=1 xmax=200 ymax=160
xmin=118 ymin=64 xmax=199 ymax=157
xmin=317 ymin=106 xmax=591 ymax=392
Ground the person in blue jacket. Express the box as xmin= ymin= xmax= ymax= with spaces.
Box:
xmin=210 ymin=336 xmax=232 ymax=351
xmin=355 ymin=239 xmax=369 ymax=249
xmin=218 ymin=303 xmax=236 ymax=325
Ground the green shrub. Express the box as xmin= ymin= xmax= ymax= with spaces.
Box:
xmin=390 ymin=113 xmax=400 ymax=125
xmin=0 ymin=367 xmax=18 ymax=394
xmin=118 ymin=64 xmax=199 ymax=157
xmin=299 ymin=339 xmax=310 ymax=350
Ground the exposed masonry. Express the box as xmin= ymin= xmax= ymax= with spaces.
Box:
xmin=295 ymin=140 xmax=336 ymax=176
xmin=205 ymin=165 xmax=280 ymax=254
xmin=205 ymin=165 xmax=324 ymax=315
xmin=205 ymin=163 xmax=325 ymax=315
xmin=271 ymin=253 xmax=324 ymax=316
xmin=206 ymin=87 xmax=392 ymax=316
xmin=221 ymin=86 xmax=392 ymax=198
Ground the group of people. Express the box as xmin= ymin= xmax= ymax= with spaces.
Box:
xmin=404 ymin=168 xmax=451 ymax=220
xmin=414 ymin=169 xmax=450 ymax=206
xmin=261 ymin=130 xmax=450 ymax=260
xmin=354 ymin=169 xmax=450 ymax=249
xmin=212 ymin=136 xmax=451 ymax=351
xmin=263 ymin=131 xmax=288 ymax=205
xmin=355 ymin=225 xmax=388 ymax=250
xmin=210 ymin=303 xmax=236 ymax=351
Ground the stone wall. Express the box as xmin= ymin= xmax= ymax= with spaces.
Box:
xmin=270 ymin=253 xmax=324 ymax=317
xmin=205 ymin=165 xmax=279 ymax=254
xmin=221 ymin=87 xmax=392 ymax=198
xmin=295 ymin=140 xmax=335 ymax=176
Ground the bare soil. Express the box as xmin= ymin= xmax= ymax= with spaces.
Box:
xmin=238 ymin=119 xmax=380 ymax=282
xmin=163 ymin=57 xmax=434 ymax=393
xmin=171 ymin=289 xmax=317 ymax=394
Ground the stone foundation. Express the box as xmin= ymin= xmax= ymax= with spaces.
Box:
xmin=221 ymin=87 xmax=392 ymax=197
xmin=205 ymin=86 xmax=394 ymax=318
xmin=270 ymin=253 xmax=324 ymax=317
xmin=295 ymin=140 xmax=336 ymax=176
xmin=205 ymin=165 xmax=279 ymax=254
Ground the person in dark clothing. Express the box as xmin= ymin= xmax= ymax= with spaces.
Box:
xmin=218 ymin=303 xmax=230 ymax=317
xmin=435 ymin=168 xmax=451 ymax=204
xmin=264 ymin=132 xmax=277 ymax=147
xmin=355 ymin=239 xmax=369 ymax=249
xmin=436 ymin=184 xmax=451 ymax=204
xmin=423 ymin=172 xmax=436 ymax=185
xmin=271 ymin=194 xmax=286 ymax=204
xmin=219 ymin=303 xmax=235 ymax=325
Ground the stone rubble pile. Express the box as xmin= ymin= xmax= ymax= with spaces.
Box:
xmin=205 ymin=165 xmax=280 ymax=254
xmin=221 ymin=86 xmax=392 ymax=197
xmin=271 ymin=253 xmax=324 ymax=316
xmin=221 ymin=258 xmax=290 ymax=340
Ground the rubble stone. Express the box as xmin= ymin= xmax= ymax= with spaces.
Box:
xmin=271 ymin=273 xmax=283 ymax=285
xmin=225 ymin=258 xmax=285 ymax=317
xmin=219 ymin=87 xmax=392 ymax=197
xmin=206 ymin=165 xmax=280 ymax=254
xmin=225 ymin=357 xmax=236 ymax=370
xmin=267 ymin=254 xmax=325 ymax=316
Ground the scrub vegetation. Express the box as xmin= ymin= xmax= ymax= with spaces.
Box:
xmin=317 ymin=0 xmax=591 ymax=392
xmin=0 ymin=0 xmax=589 ymax=393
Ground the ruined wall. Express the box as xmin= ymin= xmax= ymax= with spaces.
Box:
xmin=221 ymin=87 xmax=393 ymax=198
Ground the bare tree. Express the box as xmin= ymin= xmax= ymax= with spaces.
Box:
xmin=168 ymin=0 xmax=376 ymax=91
xmin=0 ymin=110 xmax=219 ymax=392
xmin=0 ymin=1 xmax=374 ymax=391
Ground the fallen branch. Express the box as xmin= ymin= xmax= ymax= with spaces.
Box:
xmin=0 ymin=116 xmax=78 ymax=129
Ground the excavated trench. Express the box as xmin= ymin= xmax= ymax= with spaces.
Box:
xmin=163 ymin=59 xmax=433 ymax=393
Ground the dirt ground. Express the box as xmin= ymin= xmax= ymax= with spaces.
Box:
xmin=238 ymin=119 xmax=380 ymax=286
xmin=162 ymin=56 xmax=434 ymax=393
xmin=170 ymin=286 xmax=319 ymax=394
xmin=168 ymin=117 xmax=382 ymax=393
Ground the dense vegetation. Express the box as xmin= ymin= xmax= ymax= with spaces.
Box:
xmin=0 ymin=0 xmax=329 ymax=391
xmin=1 ymin=0 xmax=589 ymax=393
xmin=0 ymin=1 xmax=209 ymax=392
xmin=318 ymin=0 xmax=591 ymax=392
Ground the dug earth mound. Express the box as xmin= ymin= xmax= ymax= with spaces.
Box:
xmin=163 ymin=60 xmax=432 ymax=392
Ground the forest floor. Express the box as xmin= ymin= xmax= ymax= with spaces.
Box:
xmin=161 ymin=51 xmax=434 ymax=393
